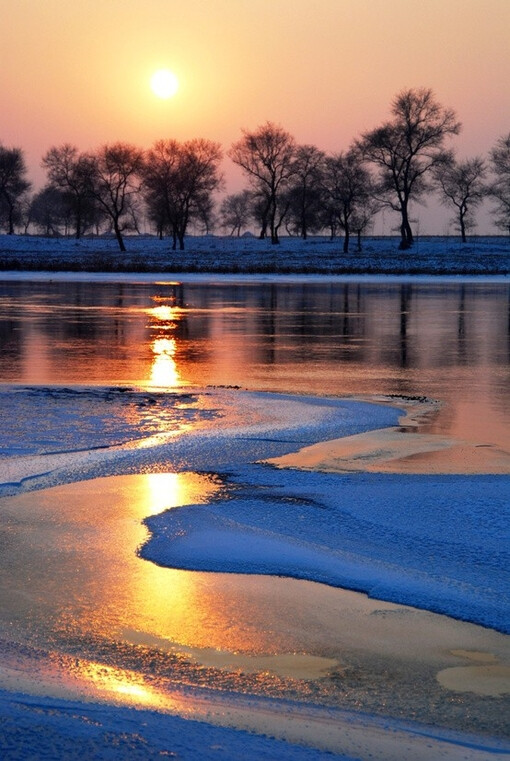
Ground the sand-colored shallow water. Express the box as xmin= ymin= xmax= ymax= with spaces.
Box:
xmin=267 ymin=397 xmax=510 ymax=475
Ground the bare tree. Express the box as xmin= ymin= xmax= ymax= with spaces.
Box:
xmin=220 ymin=190 xmax=253 ymax=236
xmin=175 ymin=139 xmax=223 ymax=246
xmin=359 ymin=88 xmax=460 ymax=249
xmin=287 ymin=144 xmax=325 ymax=239
xmin=143 ymin=138 xmax=223 ymax=250
xmin=143 ymin=139 xmax=180 ymax=241
xmin=322 ymin=149 xmax=375 ymax=253
xmin=229 ymin=122 xmax=296 ymax=244
xmin=0 ymin=145 xmax=31 ymax=234
xmin=433 ymin=154 xmax=487 ymax=242
xmin=29 ymin=186 xmax=70 ymax=236
xmin=489 ymin=133 xmax=510 ymax=235
xmin=42 ymin=144 xmax=99 ymax=239
xmin=194 ymin=193 xmax=216 ymax=235
xmin=350 ymin=197 xmax=382 ymax=251
xmin=86 ymin=143 xmax=144 ymax=252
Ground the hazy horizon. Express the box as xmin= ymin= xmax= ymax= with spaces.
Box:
xmin=2 ymin=0 xmax=509 ymax=234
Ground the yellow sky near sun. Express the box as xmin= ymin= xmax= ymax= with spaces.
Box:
xmin=1 ymin=0 xmax=509 ymax=215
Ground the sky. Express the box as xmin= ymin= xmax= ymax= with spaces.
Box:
xmin=2 ymin=0 xmax=509 ymax=233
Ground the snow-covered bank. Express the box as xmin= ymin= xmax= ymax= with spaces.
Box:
xmin=1 ymin=386 xmax=508 ymax=633
xmin=2 ymin=687 xmax=507 ymax=761
xmin=141 ymin=465 xmax=510 ymax=635
xmin=0 ymin=234 xmax=509 ymax=275
xmin=0 ymin=689 xmax=355 ymax=761
xmin=0 ymin=387 xmax=399 ymax=496
xmin=1 ymin=270 xmax=509 ymax=285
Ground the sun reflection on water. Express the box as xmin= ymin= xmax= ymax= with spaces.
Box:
xmin=144 ymin=471 xmax=216 ymax=516
xmin=78 ymin=661 xmax=158 ymax=705
xmin=65 ymin=657 xmax=185 ymax=711
xmin=150 ymin=304 xmax=183 ymax=324
xmin=148 ymin=301 xmax=185 ymax=388
xmin=151 ymin=337 xmax=180 ymax=387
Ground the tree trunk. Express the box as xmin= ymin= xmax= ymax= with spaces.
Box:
xmin=399 ymin=203 xmax=414 ymax=249
xmin=343 ymin=223 xmax=350 ymax=254
xmin=259 ymin=211 xmax=268 ymax=239
xmin=460 ymin=213 xmax=467 ymax=243
xmin=301 ymin=198 xmax=307 ymax=239
xmin=7 ymin=201 xmax=15 ymax=235
xmin=75 ymin=207 xmax=82 ymax=239
xmin=113 ymin=220 xmax=126 ymax=252
xmin=459 ymin=204 xmax=467 ymax=243
xmin=270 ymin=202 xmax=279 ymax=244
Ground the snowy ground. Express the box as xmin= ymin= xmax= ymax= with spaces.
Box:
xmin=0 ymin=233 xmax=509 ymax=275
xmin=3 ymin=685 xmax=510 ymax=761
xmin=0 ymin=689 xmax=357 ymax=761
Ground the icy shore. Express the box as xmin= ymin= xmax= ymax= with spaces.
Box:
xmin=1 ymin=385 xmax=509 ymax=759
xmin=1 ymin=386 xmax=508 ymax=633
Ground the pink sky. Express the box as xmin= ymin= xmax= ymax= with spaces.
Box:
xmin=2 ymin=0 xmax=509 ymax=233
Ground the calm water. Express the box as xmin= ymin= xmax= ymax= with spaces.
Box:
xmin=1 ymin=278 xmax=509 ymax=740
xmin=1 ymin=278 xmax=509 ymax=447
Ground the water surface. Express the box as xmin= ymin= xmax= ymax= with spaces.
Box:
xmin=1 ymin=279 xmax=509 ymax=451
xmin=0 ymin=278 xmax=509 ymax=744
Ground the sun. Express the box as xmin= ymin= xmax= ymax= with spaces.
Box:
xmin=150 ymin=69 xmax=179 ymax=99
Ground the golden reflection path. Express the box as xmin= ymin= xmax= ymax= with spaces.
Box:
xmin=147 ymin=300 xmax=185 ymax=388
xmin=1 ymin=470 xmax=509 ymax=740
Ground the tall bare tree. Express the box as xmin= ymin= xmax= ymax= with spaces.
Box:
xmin=143 ymin=139 xmax=180 ymax=241
xmin=143 ymin=138 xmax=222 ymax=250
xmin=29 ymin=186 xmax=70 ymax=236
xmin=86 ymin=143 xmax=144 ymax=252
xmin=220 ymin=190 xmax=253 ymax=236
xmin=359 ymin=88 xmax=460 ymax=249
xmin=42 ymin=144 xmax=98 ymax=239
xmin=489 ymin=133 xmax=510 ymax=235
xmin=322 ymin=149 xmax=375 ymax=253
xmin=350 ymin=197 xmax=382 ymax=251
xmin=286 ymin=144 xmax=325 ymax=239
xmin=433 ymin=154 xmax=487 ymax=242
xmin=0 ymin=145 xmax=31 ymax=234
xmin=229 ymin=122 xmax=296 ymax=244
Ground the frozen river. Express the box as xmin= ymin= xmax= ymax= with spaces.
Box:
xmin=0 ymin=277 xmax=509 ymax=760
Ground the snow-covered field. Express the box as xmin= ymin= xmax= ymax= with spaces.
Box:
xmin=0 ymin=233 xmax=509 ymax=274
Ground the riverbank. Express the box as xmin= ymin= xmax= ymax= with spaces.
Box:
xmin=0 ymin=234 xmax=509 ymax=275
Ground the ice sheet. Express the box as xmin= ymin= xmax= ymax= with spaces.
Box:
xmin=0 ymin=386 xmax=399 ymax=495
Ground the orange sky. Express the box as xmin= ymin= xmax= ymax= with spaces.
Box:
xmin=1 ymin=0 xmax=509 ymax=233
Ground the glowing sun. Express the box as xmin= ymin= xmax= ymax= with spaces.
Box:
xmin=150 ymin=69 xmax=179 ymax=99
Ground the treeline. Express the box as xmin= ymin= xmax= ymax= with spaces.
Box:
xmin=1 ymin=87 xmax=509 ymax=252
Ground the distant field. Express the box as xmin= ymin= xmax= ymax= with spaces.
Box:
xmin=0 ymin=234 xmax=508 ymax=275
